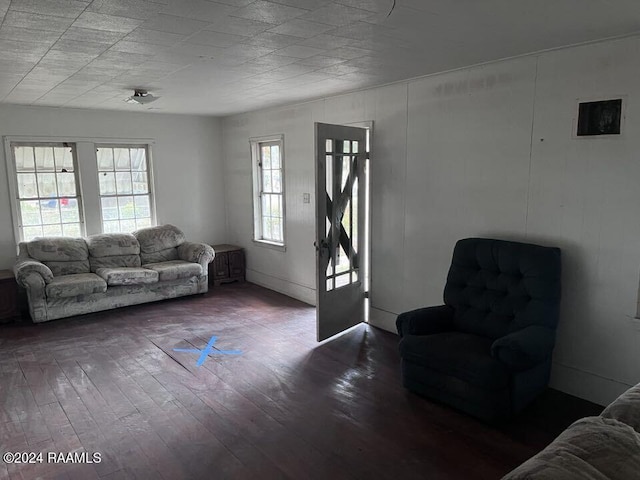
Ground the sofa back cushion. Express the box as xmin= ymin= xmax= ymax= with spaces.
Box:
xmin=443 ymin=238 xmax=561 ymax=340
xmin=133 ymin=224 xmax=185 ymax=265
xmin=87 ymin=233 xmax=142 ymax=272
xmin=27 ymin=237 xmax=89 ymax=276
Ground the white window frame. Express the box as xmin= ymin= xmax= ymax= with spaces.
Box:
xmin=250 ymin=134 xmax=286 ymax=250
xmin=4 ymin=136 xmax=156 ymax=246
xmin=5 ymin=141 xmax=86 ymax=243
xmin=95 ymin=143 xmax=157 ymax=234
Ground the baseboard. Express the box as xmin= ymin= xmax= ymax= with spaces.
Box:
xmin=369 ymin=307 xmax=398 ymax=334
xmin=246 ymin=269 xmax=316 ymax=306
xmin=550 ymin=362 xmax=632 ymax=406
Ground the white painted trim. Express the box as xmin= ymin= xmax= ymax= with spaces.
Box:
xmin=550 ymin=361 xmax=631 ymax=406
xmin=4 ymin=135 xmax=155 ymax=144
xmin=369 ymin=306 xmax=398 ymax=333
xmin=246 ymin=268 xmax=315 ymax=306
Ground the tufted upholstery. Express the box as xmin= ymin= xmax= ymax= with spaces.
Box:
xmin=397 ymin=238 xmax=561 ymax=422
xmin=444 ymin=238 xmax=561 ymax=339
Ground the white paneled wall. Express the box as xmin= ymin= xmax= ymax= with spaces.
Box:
xmin=222 ymin=35 xmax=640 ymax=406
xmin=0 ymin=105 xmax=227 ymax=268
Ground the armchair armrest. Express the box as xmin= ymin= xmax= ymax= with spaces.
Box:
xmin=491 ymin=325 xmax=556 ymax=371
xmin=396 ymin=305 xmax=454 ymax=337
xmin=14 ymin=260 xmax=53 ymax=288
xmin=178 ymin=242 xmax=215 ymax=272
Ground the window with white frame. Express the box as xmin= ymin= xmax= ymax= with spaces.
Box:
xmin=251 ymin=136 xmax=285 ymax=246
xmin=6 ymin=138 xmax=155 ymax=244
xmin=96 ymin=145 xmax=154 ymax=233
xmin=10 ymin=143 xmax=83 ymax=241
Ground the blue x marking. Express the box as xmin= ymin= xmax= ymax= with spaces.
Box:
xmin=173 ymin=335 xmax=242 ymax=366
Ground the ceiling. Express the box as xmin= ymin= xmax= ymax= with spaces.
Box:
xmin=0 ymin=0 xmax=639 ymax=116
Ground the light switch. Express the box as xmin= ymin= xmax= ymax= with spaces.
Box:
xmin=303 ymin=193 xmax=311 ymax=204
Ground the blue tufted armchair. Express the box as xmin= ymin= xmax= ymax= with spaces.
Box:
xmin=396 ymin=238 xmax=561 ymax=422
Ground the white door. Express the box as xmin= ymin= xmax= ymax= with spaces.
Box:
xmin=315 ymin=123 xmax=368 ymax=341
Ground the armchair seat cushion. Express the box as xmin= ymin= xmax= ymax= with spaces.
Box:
xmin=143 ymin=260 xmax=202 ymax=281
xmin=46 ymin=273 xmax=107 ymax=299
xmin=96 ymin=267 xmax=158 ymax=286
xmin=400 ymin=332 xmax=510 ymax=390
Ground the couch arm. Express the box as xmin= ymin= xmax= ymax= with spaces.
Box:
xmin=491 ymin=325 xmax=556 ymax=371
xmin=396 ymin=305 xmax=454 ymax=337
xmin=14 ymin=260 xmax=54 ymax=288
xmin=178 ymin=242 xmax=215 ymax=272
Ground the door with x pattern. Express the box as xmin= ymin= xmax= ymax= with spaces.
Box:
xmin=315 ymin=123 xmax=368 ymax=341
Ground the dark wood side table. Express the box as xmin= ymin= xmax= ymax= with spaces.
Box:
xmin=0 ymin=269 xmax=22 ymax=323
xmin=209 ymin=244 xmax=246 ymax=286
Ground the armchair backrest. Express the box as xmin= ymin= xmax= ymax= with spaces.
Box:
xmin=443 ymin=238 xmax=561 ymax=340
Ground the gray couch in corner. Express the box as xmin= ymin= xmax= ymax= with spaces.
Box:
xmin=503 ymin=383 xmax=640 ymax=479
xmin=13 ymin=224 xmax=214 ymax=323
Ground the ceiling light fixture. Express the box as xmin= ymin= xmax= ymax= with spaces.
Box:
xmin=124 ymin=89 xmax=159 ymax=105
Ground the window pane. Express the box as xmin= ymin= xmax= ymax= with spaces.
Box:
xmin=40 ymin=199 xmax=61 ymax=225
xmin=114 ymin=148 xmax=130 ymax=170
xmin=118 ymin=196 xmax=135 ymax=219
xmin=130 ymin=149 xmax=146 ymax=171
xmin=15 ymin=147 xmax=35 ymax=172
xmin=103 ymin=220 xmax=120 ymax=233
xmin=115 ymin=172 xmax=132 ymax=194
xmin=272 ymin=195 xmax=281 ymax=217
xmin=23 ymin=225 xmax=43 ymax=241
xmin=352 ymin=141 xmax=358 ymax=153
xmin=325 ymin=139 xmax=333 ymax=153
xmin=261 ymin=145 xmax=271 ymax=169
xmin=20 ymin=200 xmax=41 ymax=226
xmin=272 ymin=170 xmax=281 ymax=193
xmin=335 ymin=272 xmax=351 ymax=289
xmin=101 ymin=197 xmax=118 ymax=221
xmin=99 ymin=172 xmax=116 ymax=195
xmin=62 ymin=223 xmax=81 ymax=237
xmin=261 ymin=195 xmax=270 ymax=221
xmin=132 ymin=172 xmax=148 ymax=194
xmin=17 ymin=173 xmax=38 ymax=198
xmin=120 ymin=219 xmax=136 ymax=232
xmin=270 ymin=145 xmax=280 ymax=168
xmin=272 ymin=217 xmax=282 ymax=241
xmin=136 ymin=217 xmax=151 ymax=229
xmin=35 ymin=147 xmax=55 ymax=172
xmin=57 ymin=172 xmax=76 ymax=196
xmin=262 ymin=216 xmax=271 ymax=241
xmin=134 ymin=195 xmax=150 ymax=218
xmin=42 ymin=224 xmax=63 ymax=237
xmin=60 ymin=198 xmax=79 ymax=223
xmin=262 ymin=170 xmax=272 ymax=192
xmin=54 ymin=147 xmax=74 ymax=172
xmin=97 ymin=148 xmax=114 ymax=171
xmin=37 ymin=173 xmax=57 ymax=197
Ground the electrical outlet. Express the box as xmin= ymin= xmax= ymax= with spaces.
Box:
xmin=303 ymin=193 xmax=311 ymax=204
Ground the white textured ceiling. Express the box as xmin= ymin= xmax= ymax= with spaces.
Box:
xmin=0 ymin=0 xmax=639 ymax=115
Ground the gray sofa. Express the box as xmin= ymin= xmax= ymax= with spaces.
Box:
xmin=504 ymin=383 xmax=640 ymax=479
xmin=13 ymin=224 xmax=214 ymax=323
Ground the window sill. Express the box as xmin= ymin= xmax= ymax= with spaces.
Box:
xmin=253 ymin=239 xmax=286 ymax=252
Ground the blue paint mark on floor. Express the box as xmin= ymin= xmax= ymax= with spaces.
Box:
xmin=173 ymin=335 xmax=242 ymax=366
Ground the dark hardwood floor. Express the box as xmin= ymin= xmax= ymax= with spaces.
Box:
xmin=0 ymin=283 xmax=602 ymax=480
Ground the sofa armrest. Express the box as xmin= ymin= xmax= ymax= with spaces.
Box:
xmin=178 ymin=242 xmax=215 ymax=272
xmin=491 ymin=325 xmax=556 ymax=371
xmin=396 ymin=305 xmax=454 ymax=337
xmin=14 ymin=260 xmax=54 ymax=288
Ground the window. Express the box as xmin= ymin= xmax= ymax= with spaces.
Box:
xmin=5 ymin=138 xmax=156 ymax=244
xmin=251 ymin=136 xmax=285 ymax=246
xmin=96 ymin=145 xmax=153 ymax=233
xmin=10 ymin=143 xmax=83 ymax=241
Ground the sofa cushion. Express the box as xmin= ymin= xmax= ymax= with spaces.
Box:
xmin=27 ymin=237 xmax=88 ymax=262
xmin=90 ymin=254 xmax=141 ymax=272
xmin=399 ymin=332 xmax=510 ymax=390
xmin=601 ymin=383 xmax=640 ymax=434
xmin=141 ymin=247 xmax=178 ymax=264
xmin=45 ymin=273 xmax=107 ymax=299
xmin=134 ymin=224 xmax=185 ymax=253
xmin=42 ymin=259 xmax=90 ymax=276
xmin=503 ymin=416 xmax=640 ymax=479
xmin=96 ymin=267 xmax=158 ymax=286
xmin=87 ymin=233 xmax=140 ymax=257
xmin=143 ymin=260 xmax=202 ymax=281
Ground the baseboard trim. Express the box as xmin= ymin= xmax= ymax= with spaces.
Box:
xmin=550 ymin=362 xmax=632 ymax=406
xmin=246 ymin=269 xmax=316 ymax=306
xmin=369 ymin=307 xmax=398 ymax=334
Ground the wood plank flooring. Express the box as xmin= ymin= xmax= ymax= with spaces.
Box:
xmin=0 ymin=283 xmax=602 ymax=480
